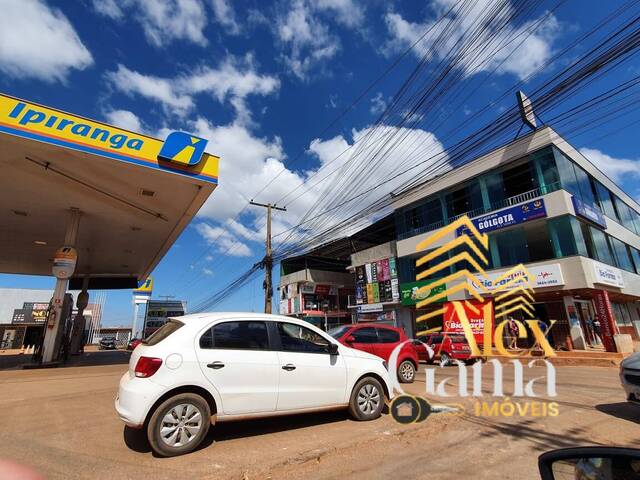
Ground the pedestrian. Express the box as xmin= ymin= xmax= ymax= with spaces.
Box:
xmin=592 ymin=318 xmax=602 ymax=345
xmin=507 ymin=316 xmax=519 ymax=349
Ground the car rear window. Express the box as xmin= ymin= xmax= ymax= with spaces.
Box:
xmin=328 ymin=325 xmax=351 ymax=339
xmin=377 ymin=328 xmax=400 ymax=343
xmin=143 ymin=319 xmax=184 ymax=346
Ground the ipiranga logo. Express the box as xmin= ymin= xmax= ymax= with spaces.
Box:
xmin=8 ymin=101 xmax=145 ymax=151
xmin=158 ymin=131 xmax=208 ymax=167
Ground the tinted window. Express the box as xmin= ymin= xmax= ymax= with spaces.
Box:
xmin=143 ymin=319 xmax=183 ymax=346
xmin=431 ymin=335 xmax=443 ymax=344
xmin=351 ymin=327 xmax=378 ymax=343
xmin=277 ymin=322 xmax=330 ymax=353
xmin=328 ymin=325 xmax=352 ymax=339
xmin=377 ymin=328 xmax=400 ymax=343
xmin=200 ymin=321 xmax=269 ymax=350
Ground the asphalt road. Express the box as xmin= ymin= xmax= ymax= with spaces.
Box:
xmin=0 ymin=352 xmax=638 ymax=480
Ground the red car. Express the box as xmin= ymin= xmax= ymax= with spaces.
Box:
xmin=415 ymin=333 xmax=471 ymax=365
xmin=127 ymin=338 xmax=142 ymax=351
xmin=329 ymin=323 xmax=419 ymax=383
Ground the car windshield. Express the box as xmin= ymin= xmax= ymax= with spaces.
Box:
xmin=446 ymin=334 xmax=467 ymax=343
xmin=327 ymin=325 xmax=351 ymax=339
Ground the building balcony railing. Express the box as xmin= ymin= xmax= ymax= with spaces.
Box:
xmin=398 ymin=181 xmax=562 ymax=240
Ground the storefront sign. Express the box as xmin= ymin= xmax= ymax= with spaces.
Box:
xmin=52 ymin=246 xmax=77 ymax=280
xmin=456 ymin=199 xmax=546 ymax=236
xmin=572 ymin=196 xmax=607 ymax=228
xmin=470 ymin=263 xmax=564 ymax=291
xmin=357 ymin=303 xmax=384 ymax=313
xmin=592 ymin=261 xmax=625 ymax=288
xmin=593 ymin=290 xmax=618 ymax=352
xmin=133 ymin=277 xmax=153 ymax=296
xmin=300 ymin=283 xmax=315 ymax=294
xmin=0 ymin=95 xmax=219 ymax=184
xmin=443 ymin=300 xmax=494 ymax=344
xmin=314 ymin=284 xmax=331 ymax=296
xmin=400 ymin=280 xmax=447 ymax=306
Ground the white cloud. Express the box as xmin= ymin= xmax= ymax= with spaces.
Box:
xmin=275 ymin=0 xmax=341 ymax=79
xmin=0 ymin=0 xmax=93 ymax=82
xmin=370 ymin=92 xmax=387 ymax=115
xmin=579 ymin=148 xmax=640 ymax=183
xmin=105 ymin=55 xmax=279 ymax=123
xmin=93 ymin=0 xmax=208 ymax=47
xmin=104 ymin=109 xmax=143 ymax=132
xmin=92 ymin=0 xmax=123 ymax=19
xmin=384 ymin=0 xmax=560 ymax=80
xmin=196 ymin=223 xmax=253 ymax=257
xmin=202 ymin=267 xmax=214 ymax=276
xmin=106 ymin=65 xmax=195 ymax=116
xmin=210 ymin=0 xmax=240 ymax=34
xmin=315 ymin=0 xmax=365 ymax=27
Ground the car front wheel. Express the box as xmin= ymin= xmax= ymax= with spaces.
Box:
xmin=398 ymin=360 xmax=416 ymax=383
xmin=348 ymin=377 xmax=385 ymax=421
xmin=147 ymin=393 xmax=211 ymax=457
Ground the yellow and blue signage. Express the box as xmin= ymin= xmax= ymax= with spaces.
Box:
xmin=158 ymin=131 xmax=208 ymax=166
xmin=0 ymin=94 xmax=219 ymax=185
xmin=456 ymin=199 xmax=547 ymax=236
xmin=134 ymin=277 xmax=153 ymax=296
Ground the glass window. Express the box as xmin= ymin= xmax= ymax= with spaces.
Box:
xmin=328 ymin=325 xmax=352 ymax=339
xmin=494 ymin=227 xmax=529 ymax=267
xmin=589 ymin=227 xmax=614 ymax=265
xmin=143 ymin=319 xmax=183 ymax=346
xmin=351 ymin=327 xmax=378 ymax=343
xmin=547 ymin=216 xmax=579 ymax=257
xmin=532 ymin=147 xmax=560 ymax=190
xmin=594 ymin=181 xmax=618 ymax=221
xmin=632 ymin=209 xmax=640 ymax=235
xmin=524 ymin=222 xmax=554 ymax=262
xmin=404 ymin=206 xmax=423 ymax=231
xmin=446 ymin=186 xmax=473 ymax=218
xmin=377 ymin=328 xmax=400 ymax=343
xmin=574 ymin=165 xmax=597 ymax=206
xmin=277 ymin=322 xmax=329 ymax=353
xmin=206 ymin=321 xmax=269 ymax=350
xmin=424 ymin=197 xmax=443 ymax=226
xmin=580 ymin=222 xmax=596 ymax=259
xmin=615 ymin=197 xmax=638 ymax=233
xmin=610 ymin=237 xmax=634 ymax=272
xmin=484 ymin=171 xmax=505 ymax=205
xmin=630 ymin=248 xmax=640 ymax=276
xmin=553 ymin=148 xmax=580 ymax=197
xmin=501 ymin=161 xmax=536 ymax=198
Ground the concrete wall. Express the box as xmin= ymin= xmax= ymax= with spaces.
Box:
xmin=279 ymin=268 xmax=353 ymax=288
xmin=350 ymin=241 xmax=397 ymax=266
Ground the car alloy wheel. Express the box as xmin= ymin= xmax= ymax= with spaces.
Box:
xmin=399 ymin=361 xmax=415 ymax=382
xmin=440 ymin=353 xmax=451 ymax=366
xmin=357 ymin=383 xmax=381 ymax=415
xmin=160 ymin=403 xmax=203 ymax=448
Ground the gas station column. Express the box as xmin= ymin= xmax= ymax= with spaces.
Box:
xmin=42 ymin=208 xmax=82 ymax=363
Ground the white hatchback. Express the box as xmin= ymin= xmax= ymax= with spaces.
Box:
xmin=116 ymin=313 xmax=393 ymax=456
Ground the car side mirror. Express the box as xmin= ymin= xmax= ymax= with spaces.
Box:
xmin=345 ymin=335 xmax=355 ymax=343
xmin=327 ymin=343 xmax=339 ymax=355
xmin=538 ymin=447 xmax=640 ymax=480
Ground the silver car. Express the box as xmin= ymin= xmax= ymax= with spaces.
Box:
xmin=620 ymin=352 xmax=640 ymax=404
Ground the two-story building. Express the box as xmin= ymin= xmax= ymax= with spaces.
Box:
xmin=392 ymin=126 xmax=640 ymax=352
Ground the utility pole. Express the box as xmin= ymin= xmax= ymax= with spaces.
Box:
xmin=250 ymin=200 xmax=287 ymax=314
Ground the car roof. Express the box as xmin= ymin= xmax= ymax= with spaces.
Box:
xmin=169 ymin=312 xmax=325 ymax=330
xmin=353 ymin=322 xmax=397 ymax=330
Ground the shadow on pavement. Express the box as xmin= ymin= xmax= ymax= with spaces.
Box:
xmin=595 ymin=402 xmax=640 ymax=424
xmin=460 ymin=415 xmax=604 ymax=451
xmin=124 ymin=409 xmax=353 ymax=456
xmin=0 ymin=350 xmax=130 ymax=371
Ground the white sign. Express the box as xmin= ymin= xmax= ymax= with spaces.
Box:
xmin=471 ymin=263 xmax=564 ymax=291
xmin=52 ymin=246 xmax=77 ymax=279
xmin=592 ymin=261 xmax=625 ymax=288
xmin=358 ymin=303 xmax=384 ymax=313
xmin=300 ymin=283 xmax=315 ymax=294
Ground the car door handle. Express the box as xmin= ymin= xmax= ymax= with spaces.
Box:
xmin=207 ymin=361 xmax=225 ymax=369
xmin=281 ymin=364 xmax=296 ymax=371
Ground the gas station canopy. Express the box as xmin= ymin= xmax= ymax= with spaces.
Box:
xmin=0 ymin=93 xmax=220 ymax=289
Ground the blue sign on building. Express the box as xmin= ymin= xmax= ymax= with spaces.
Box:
xmin=456 ymin=199 xmax=547 ymax=236
xmin=572 ymin=196 xmax=607 ymax=229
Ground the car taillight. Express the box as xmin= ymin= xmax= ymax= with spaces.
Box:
xmin=135 ymin=356 xmax=162 ymax=378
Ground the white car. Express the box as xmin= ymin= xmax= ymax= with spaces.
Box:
xmin=620 ymin=352 xmax=640 ymax=404
xmin=115 ymin=313 xmax=393 ymax=457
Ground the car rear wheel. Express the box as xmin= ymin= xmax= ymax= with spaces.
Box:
xmin=398 ymin=360 xmax=416 ymax=383
xmin=440 ymin=352 xmax=451 ymax=366
xmin=348 ymin=377 xmax=385 ymax=421
xmin=147 ymin=393 xmax=211 ymax=457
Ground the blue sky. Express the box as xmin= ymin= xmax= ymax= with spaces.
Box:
xmin=1 ymin=0 xmax=639 ymax=326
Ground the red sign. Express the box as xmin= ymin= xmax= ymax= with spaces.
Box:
xmin=314 ymin=284 xmax=331 ymax=296
xmin=593 ymin=290 xmax=618 ymax=352
xmin=443 ymin=300 xmax=494 ymax=344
